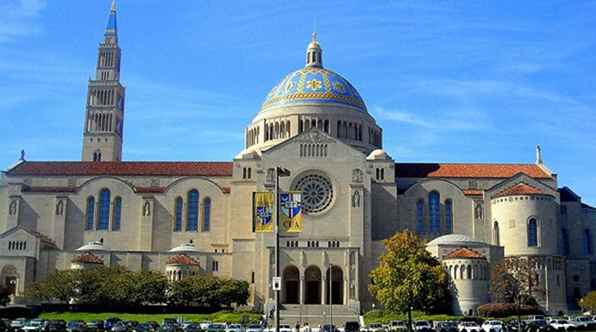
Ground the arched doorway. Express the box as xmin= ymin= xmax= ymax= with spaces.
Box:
xmin=305 ymin=266 xmax=321 ymax=304
xmin=1 ymin=265 xmax=18 ymax=296
xmin=325 ymin=265 xmax=344 ymax=305
xmin=282 ymin=265 xmax=299 ymax=304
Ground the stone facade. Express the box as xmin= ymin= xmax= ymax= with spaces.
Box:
xmin=1 ymin=3 xmax=595 ymax=316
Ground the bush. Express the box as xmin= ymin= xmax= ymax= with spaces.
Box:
xmin=477 ymin=303 xmax=543 ymax=318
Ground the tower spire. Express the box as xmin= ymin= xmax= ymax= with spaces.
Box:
xmin=306 ymin=32 xmax=323 ymax=68
xmin=105 ymin=0 xmax=118 ymax=40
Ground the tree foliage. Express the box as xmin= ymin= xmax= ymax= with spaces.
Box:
xmin=27 ymin=266 xmax=247 ymax=309
xmin=490 ymin=257 xmax=542 ymax=306
xmin=579 ymin=291 xmax=596 ymax=313
xmin=369 ymin=230 xmax=452 ymax=314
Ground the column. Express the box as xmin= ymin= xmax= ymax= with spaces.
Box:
xmin=321 ymin=275 xmax=326 ymax=305
xmin=299 ymin=275 xmax=305 ymax=305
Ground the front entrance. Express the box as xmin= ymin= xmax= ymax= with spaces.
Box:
xmin=325 ymin=266 xmax=344 ymax=304
xmin=282 ymin=266 xmax=299 ymax=304
xmin=305 ymin=266 xmax=321 ymax=304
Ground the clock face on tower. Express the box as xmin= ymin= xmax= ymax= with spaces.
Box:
xmin=293 ymin=172 xmax=334 ymax=214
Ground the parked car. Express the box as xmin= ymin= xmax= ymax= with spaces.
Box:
xmin=412 ymin=321 xmax=432 ymax=332
xmin=343 ymin=321 xmax=359 ymax=332
xmin=160 ymin=321 xmax=177 ymax=329
xmin=86 ymin=321 xmax=104 ymax=332
xmin=207 ymin=324 xmax=227 ymax=332
xmin=66 ymin=321 xmax=87 ymax=332
xmin=1 ymin=320 xmax=11 ymax=332
xmin=23 ymin=320 xmax=45 ymax=332
xmin=434 ymin=321 xmax=458 ymax=332
xmin=457 ymin=321 xmax=481 ymax=332
xmin=133 ymin=324 xmax=155 ymax=332
xmin=44 ymin=320 xmax=66 ymax=332
xmin=571 ymin=316 xmax=595 ymax=328
xmin=104 ymin=319 xmax=121 ymax=331
xmin=145 ymin=323 xmax=159 ymax=331
xmin=549 ymin=319 xmax=575 ymax=331
xmin=225 ymin=324 xmax=243 ymax=332
xmin=198 ymin=323 xmax=211 ymax=331
xmin=110 ymin=322 xmax=128 ymax=332
xmin=480 ymin=320 xmax=503 ymax=332
xmin=320 ymin=325 xmax=337 ymax=332
xmin=366 ymin=323 xmax=385 ymax=332
xmin=244 ymin=324 xmax=263 ymax=332
xmin=157 ymin=326 xmax=182 ymax=332
xmin=11 ymin=318 xmax=27 ymax=332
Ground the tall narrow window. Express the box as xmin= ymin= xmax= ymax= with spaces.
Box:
xmin=528 ymin=218 xmax=538 ymax=247
xmin=429 ymin=191 xmax=440 ymax=234
xmin=97 ymin=189 xmax=110 ymax=230
xmin=174 ymin=197 xmax=183 ymax=232
xmin=112 ymin=197 xmax=122 ymax=231
xmin=416 ymin=199 xmax=425 ymax=235
xmin=187 ymin=190 xmax=199 ymax=231
xmin=493 ymin=221 xmax=500 ymax=246
xmin=445 ymin=199 xmax=453 ymax=233
xmin=203 ymin=197 xmax=211 ymax=232
xmin=585 ymin=229 xmax=593 ymax=255
xmin=561 ymin=228 xmax=570 ymax=256
xmin=85 ymin=196 xmax=95 ymax=230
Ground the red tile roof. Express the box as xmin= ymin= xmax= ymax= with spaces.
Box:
xmin=445 ymin=247 xmax=485 ymax=259
xmin=72 ymin=253 xmax=104 ymax=264
xmin=494 ymin=183 xmax=549 ymax=198
xmin=166 ymin=254 xmax=200 ymax=266
xmin=395 ymin=163 xmax=552 ymax=179
xmin=5 ymin=161 xmax=234 ymax=177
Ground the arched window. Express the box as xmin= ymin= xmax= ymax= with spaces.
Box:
xmin=186 ymin=189 xmax=199 ymax=231
xmin=493 ymin=221 xmax=500 ymax=246
xmin=584 ymin=229 xmax=593 ymax=255
xmin=97 ymin=189 xmax=110 ymax=230
xmin=528 ymin=218 xmax=538 ymax=247
xmin=460 ymin=265 xmax=465 ymax=279
xmin=467 ymin=265 xmax=472 ymax=279
xmin=174 ymin=197 xmax=183 ymax=232
xmin=445 ymin=199 xmax=453 ymax=233
xmin=453 ymin=266 xmax=458 ymax=280
xmin=416 ymin=199 xmax=425 ymax=235
xmin=85 ymin=196 xmax=95 ymax=230
xmin=429 ymin=191 xmax=440 ymax=234
xmin=112 ymin=197 xmax=122 ymax=231
xmin=561 ymin=228 xmax=570 ymax=255
xmin=202 ymin=197 xmax=211 ymax=232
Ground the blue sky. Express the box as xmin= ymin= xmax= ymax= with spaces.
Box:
xmin=1 ymin=0 xmax=595 ymax=204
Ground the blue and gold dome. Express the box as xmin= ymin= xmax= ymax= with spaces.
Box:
xmin=260 ymin=33 xmax=367 ymax=114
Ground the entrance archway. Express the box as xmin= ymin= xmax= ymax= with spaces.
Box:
xmin=325 ymin=265 xmax=344 ymax=304
xmin=282 ymin=265 xmax=299 ymax=304
xmin=305 ymin=266 xmax=321 ymax=304
xmin=1 ymin=265 xmax=18 ymax=295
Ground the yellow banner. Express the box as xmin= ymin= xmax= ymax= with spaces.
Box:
xmin=254 ymin=192 xmax=274 ymax=233
xmin=280 ymin=192 xmax=303 ymax=233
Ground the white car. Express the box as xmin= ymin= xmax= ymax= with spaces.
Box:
xmin=246 ymin=324 xmax=264 ymax=332
xmin=366 ymin=323 xmax=385 ymax=332
xmin=549 ymin=319 xmax=575 ymax=331
xmin=412 ymin=321 xmax=432 ymax=331
xmin=279 ymin=325 xmax=292 ymax=332
xmin=200 ymin=322 xmax=213 ymax=330
xmin=571 ymin=316 xmax=593 ymax=328
xmin=458 ymin=322 xmax=482 ymax=332
xmin=480 ymin=320 xmax=503 ymax=332
xmin=226 ymin=325 xmax=244 ymax=332
xmin=389 ymin=321 xmax=407 ymax=332
xmin=23 ymin=320 xmax=45 ymax=332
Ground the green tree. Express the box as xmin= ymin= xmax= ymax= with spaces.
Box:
xmin=579 ymin=291 xmax=596 ymax=313
xmin=26 ymin=270 xmax=77 ymax=303
xmin=369 ymin=231 xmax=451 ymax=329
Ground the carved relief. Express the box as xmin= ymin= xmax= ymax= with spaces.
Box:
xmin=474 ymin=200 xmax=484 ymax=221
xmin=296 ymin=130 xmax=335 ymax=143
xmin=143 ymin=201 xmax=151 ymax=216
xmin=352 ymin=169 xmax=363 ymax=183
xmin=55 ymin=200 xmax=64 ymax=216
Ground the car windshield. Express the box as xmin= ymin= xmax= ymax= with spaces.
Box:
xmin=211 ymin=324 xmax=226 ymax=328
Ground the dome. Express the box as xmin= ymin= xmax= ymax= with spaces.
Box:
xmin=76 ymin=240 xmax=107 ymax=252
xmin=169 ymin=241 xmax=200 ymax=253
xmin=427 ymin=234 xmax=482 ymax=246
xmin=367 ymin=149 xmax=391 ymax=160
xmin=260 ymin=66 xmax=367 ymax=114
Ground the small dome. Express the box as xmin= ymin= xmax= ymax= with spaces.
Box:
xmin=76 ymin=240 xmax=107 ymax=252
xmin=169 ymin=241 xmax=200 ymax=253
xmin=427 ymin=234 xmax=479 ymax=246
xmin=367 ymin=149 xmax=391 ymax=160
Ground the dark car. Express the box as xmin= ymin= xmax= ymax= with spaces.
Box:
xmin=158 ymin=326 xmax=183 ymax=332
xmin=321 ymin=325 xmax=338 ymax=332
xmin=86 ymin=321 xmax=104 ymax=332
xmin=144 ymin=323 xmax=159 ymax=331
xmin=434 ymin=321 xmax=458 ymax=332
xmin=182 ymin=324 xmax=200 ymax=332
xmin=110 ymin=322 xmax=128 ymax=332
xmin=343 ymin=322 xmax=359 ymax=332
xmin=1 ymin=320 xmax=10 ymax=332
xmin=44 ymin=321 xmax=66 ymax=332
xmin=104 ymin=320 xmax=121 ymax=331
xmin=66 ymin=321 xmax=86 ymax=332
xmin=132 ymin=324 xmax=154 ymax=332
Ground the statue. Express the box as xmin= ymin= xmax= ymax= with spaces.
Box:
xmin=143 ymin=201 xmax=151 ymax=216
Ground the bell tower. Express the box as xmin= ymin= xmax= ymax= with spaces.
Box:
xmin=82 ymin=0 xmax=125 ymax=162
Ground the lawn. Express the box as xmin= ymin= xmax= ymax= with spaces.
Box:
xmin=363 ymin=310 xmax=462 ymax=324
xmin=39 ymin=311 xmax=263 ymax=323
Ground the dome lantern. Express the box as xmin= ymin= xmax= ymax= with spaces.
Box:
xmin=306 ymin=32 xmax=323 ymax=68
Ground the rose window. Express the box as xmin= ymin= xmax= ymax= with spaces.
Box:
xmin=293 ymin=174 xmax=334 ymax=214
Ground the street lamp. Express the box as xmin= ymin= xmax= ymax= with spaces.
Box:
xmin=275 ymin=167 xmax=291 ymax=332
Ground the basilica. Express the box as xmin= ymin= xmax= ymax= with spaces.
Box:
xmin=1 ymin=2 xmax=595 ymax=320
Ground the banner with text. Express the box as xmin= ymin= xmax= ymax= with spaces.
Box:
xmin=280 ymin=192 xmax=303 ymax=233
xmin=254 ymin=192 xmax=274 ymax=233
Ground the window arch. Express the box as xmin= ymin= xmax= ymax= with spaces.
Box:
xmin=174 ymin=197 xmax=183 ymax=232
xmin=584 ymin=229 xmax=593 ymax=255
xmin=429 ymin=191 xmax=440 ymax=234
xmin=460 ymin=265 xmax=465 ymax=279
xmin=85 ymin=196 xmax=95 ymax=230
xmin=186 ymin=190 xmax=199 ymax=231
xmin=466 ymin=265 xmax=472 ymax=279
xmin=445 ymin=199 xmax=453 ymax=233
xmin=453 ymin=266 xmax=458 ymax=280
xmin=528 ymin=218 xmax=538 ymax=247
xmin=97 ymin=189 xmax=110 ymax=230
xmin=202 ymin=197 xmax=211 ymax=232
xmin=112 ymin=196 xmax=122 ymax=231
xmin=416 ymin=199 xmax=425 ymax=235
